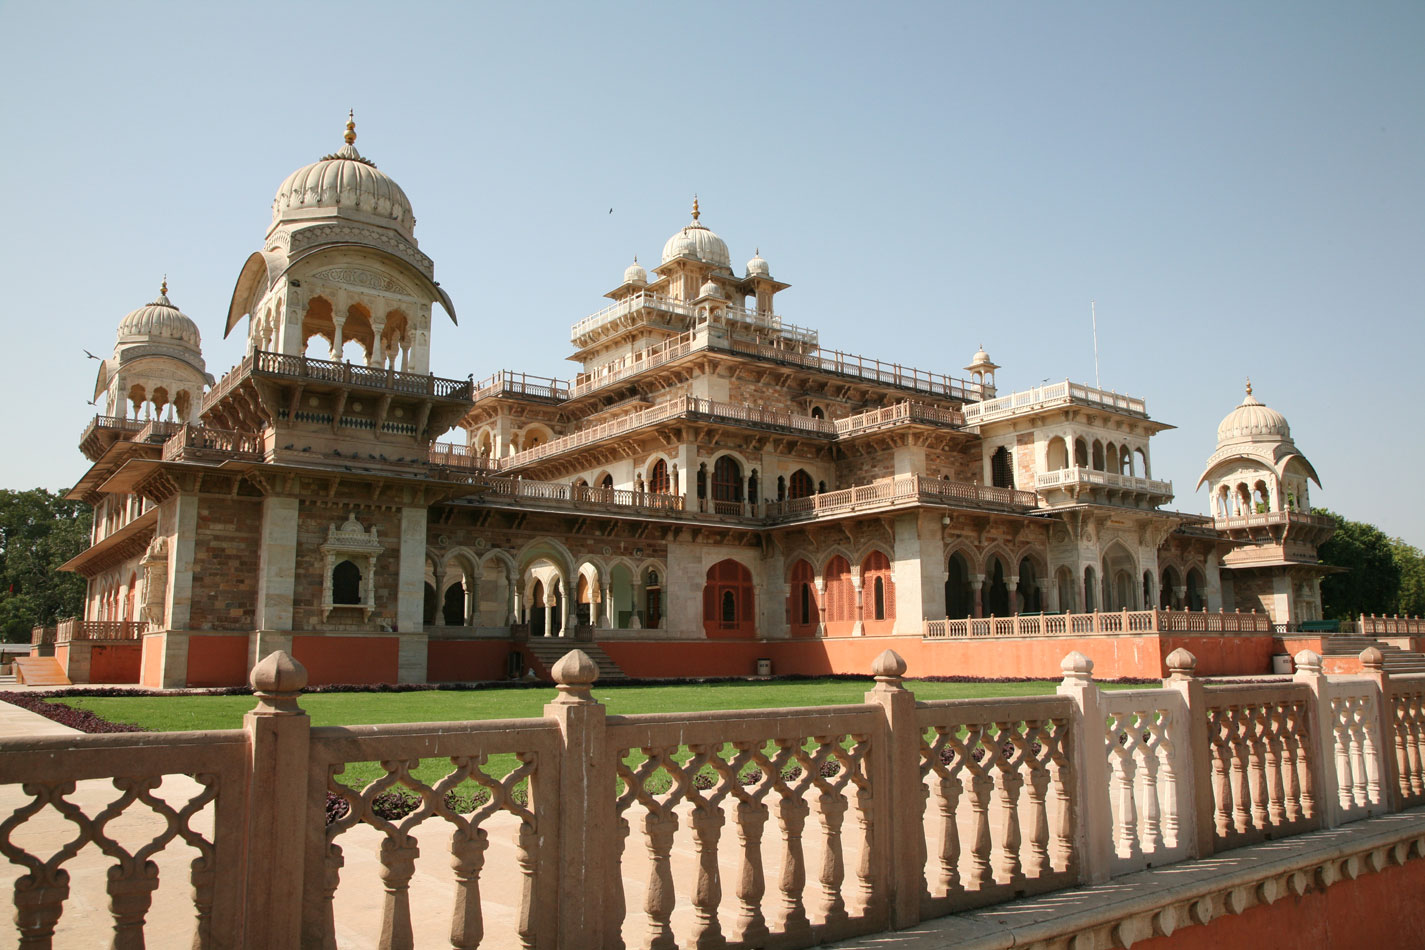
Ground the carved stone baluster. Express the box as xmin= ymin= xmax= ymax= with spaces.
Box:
xmin=1049 ymin=750 xmax=1074 ymax=873
xmin=13 ymin=868 xmax=71 ymax=949
xmin=1023 ymin=754 xmax=1051 ymax=878
xmin=318 ymin=844 xmax=345 ymax=950
xmin=816 ymin=790 xmax=850 ymax=929
xmin=378 ymin=836 xmax=420 ymax=950
xmin=773 ymin=795 xmax=812 ymax=942
xmin=965 ymin=768 xmax=994 ymax=890
xmin=729 ymin=801 xmax=769 ymax=946
xmin=933 ymin=772 xmax=963 ymax=893
xmin=688 ymin=805 xmax=725 ymax=949
xmin=1293 ymin=703 xmax=1318 ymax=822
xmin=1139 ymin=727 xmax=1162 ymax=855
xmin=642 ymin=811 xmax=680 ymax=949
xmin=1333 ymin=700 xmax=1355 ymax=811
xmin=449 ymin=827 xmax=490 ymax=950
xmin=992 ymin=733 xmax=1024 ymax=883
xmin=1244 ymin=709 xmax=1269 ymax=832
xmin=605 ymin=817 xmax=631 ymax=950
xmin=1358 ymin=701 xmax=1382 ymax=806
xmin=1263 ymin=710 xmax=1286 ymax=826
xmin=1209 ymin=726 xmax=1233 ymax=839
xmin=189 ymin=857 xmax=215 ymax=950
xmin=515 ymin=819 xmax=539 ymax=950
xmin=1348 ymin=700 xmax=1369 ymax=808
xmin=852 ymin=787 xmax=876 ymax=917
xmin=1229 ymin=711 xmax=1253 ymax=834
xmin=107 ymin=860 xmax=161 ymax=950
xmin=1110 ymin=716 xmax=1140 ymax=860
xmin=1405 ymin=698 xmax=1425 ymax=797
xmin=1279 ymin=710 xmax=1302 ymax=823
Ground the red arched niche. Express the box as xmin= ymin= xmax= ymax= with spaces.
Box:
xmin=786 ymin=559 xmax=819 ymax=638
xmin=703 ymin=559 xmax=756 ymax=639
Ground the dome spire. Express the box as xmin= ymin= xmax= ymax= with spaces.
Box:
xmin=691 ymin=195 xmax=700 ymax=222
xmin=1245 ymin=376 xmax=1253 ymax=397
xmin=344 ymin=109 xmax=357 ymax=146
xmin=160 ymin=275 xmax=168 ymax=297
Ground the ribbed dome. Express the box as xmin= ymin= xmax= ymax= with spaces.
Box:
xmin=661 ymin=199 xmax=730 ymax=268
xmin=270 ymin=114 xmax=415 ymax=238
xmin=698 ymin=278 xmax=724 ymax=299
xmin=1217 ymin=383 xmax=1291 ymax=443
xmin=624 ymin=258 xmax=648 ymax=285
xmin=747 ymin=249 xmax=770 ymax=277
xmin=117 ymin=283 xmax=201 ymax=349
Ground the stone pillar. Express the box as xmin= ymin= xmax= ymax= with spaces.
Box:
xmin=630 ymin=579 xmax=644 ymax=629
xmin=760 ymin=551 xmax=789 ymax=640
xmin=971 ymin=577 xmax=984 ymax=618
xmin=166 ymin=492 xmax=200 ymax=632
xmin=1007 ymin=575 xmax=1019 ymax=615
xmin=1162 ymin=648 xmax=1215 ymax=859
xmin=396 ymin=635 xmax=427 ymax=684
xmin=396 ymin=506 xmax=427 ymax=634
xmin=330 ymin=314 xmax=345 ymax=360
xmin=1057 ymin=651 xmax=1114 ymax=883
xmin=863 ymin=650 xmax=921 ymax=929
xmin=814 ymin=577 xmax=828 ymax=637
xmin=543 ymin=602 xmax=553 ymax=637
xmin=248 ymin=652 xmax=311 ymax=947
xmin=850 ymin=573 xmax=865 ymax=637
xmin=1037 ymin=579 xmax=1052 ymax=613
xmin=254 ymin=497 xmax=299 ymax=632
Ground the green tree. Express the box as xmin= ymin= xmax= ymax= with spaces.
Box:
xmin=1390 ymin=537 xmax=1425 ymax=618
xmin=0 ymin=488 xmax=91 ymax=642
xmin=1317 ymin=509 xmax=1401 ymax=620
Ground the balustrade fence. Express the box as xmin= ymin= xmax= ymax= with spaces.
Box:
xmin=1361 ymin=614 xmax=1425 ymax=636
xmin=925 ymin=607 xmax=1274 ymax=639
xmin=28 ymin=619 xmax=148 ymax=643
xmin=3 ymin=645 xmax=1422 ymax=949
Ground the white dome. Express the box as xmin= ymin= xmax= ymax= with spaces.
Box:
xmin=1217 ymin=383 xmax=1291 ymax=443
xmin=747 ymin=250 xmax=769 ymax=277
xmin=117 ymin=283 xmax=201 ymax=350
xmin=660 ymin=200 xmax=730 ymax=268
xmin=270 ymin=114 xmax=415 ymax=238
xmin=698 ymin=278 xmax=724 ymax=299
xmin=624 ymin=259 xmax=648 ymax=284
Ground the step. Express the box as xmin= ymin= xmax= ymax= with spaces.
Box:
xmin=12 ymin=656 xmax=70 ymax=687
xmin=522 ymin=640 xmax=629 ymax=681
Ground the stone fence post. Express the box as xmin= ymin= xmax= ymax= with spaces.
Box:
xmin=1162 ymin=647 xmax=1215 ymax=859
xmin=1057 ymin=651 xmax=1114 ymax=884
xmin=863 ymin=649 xmax=921 ymax=931
xmin=243 ymin=650 xmax=311 ymax=947
xmin=1359 ymin=646 xmax=1402 ymax=813
xmin=544 ymin=650 xmax=615 ymax=949
xmin=1293 ymin=649 xmax=1339 ymax=828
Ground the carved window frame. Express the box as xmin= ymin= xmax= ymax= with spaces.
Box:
xmin=321 ymin=513 xmax=382 ymax=620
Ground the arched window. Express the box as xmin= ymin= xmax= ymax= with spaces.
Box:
xmin=1074 ymin=438 xmax=1089 ymax=468
xmin=945 ymin=553 xmax=972 ymax=618
xmin=601 ymin=473 xmax=614 ymax=490
xmin=748 ymin=470 xmax=759 ymax=511
xmin=703 ymin=559 xmax=755 ymax=638
xmin=788 ymin=469 xmax=814 ymax=500
xmin=644 ymin=570 xmax=662 ymax=629
xmin=712 ymin=456 xmax=743 ymax=510
xmin=823 ymin=556 xmax=854 ymax=631
xmin=1186 ymin=568 xmax=1206 ymax=611
xmin=1092 ymin=440 xmax=1105 ymax=471
xmin=985 ymin=558 xmax=1010 ymax=616
xmin=530 ymin=579 xmax=546 ymax=637
xmin=1046 ymin=437 xmax=1069 ymax=471
xmin=810 ymin=406 xmax=825 ymax=420
xmin=721 ymin=591 xmax=737 ymax=624
xmin=332 ymin=561 xmax=361 ymax=605
xmin=788 ymin=559 xmax=818 ymax=637
xmin=801 ymin=583 xmax=812 ymax=625
xmin=777 ymin=475 xmax=786 ymax=501
xmin=1105 ymin=443 xmax=1119 ymax=473
xmin=648 ymin=459 xmax=669 ymax=494
xmin=990 ymin=447 xmax=1015 ymax=489
xmin=861 ymin=550 xmax=895 ymax=628
xmin=443 ymin=582 xmax=466 ymax=625
xmin=1018 ymin=557 xmax=1041 ymax=613
xmin=873 ymin=577 xmax=886 ymax=621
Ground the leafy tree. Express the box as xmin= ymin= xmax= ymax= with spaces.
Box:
xmin=0 ymin=488 xmax=91 ymax=642
xmin=1390 ymin=538 xmax=1425 ymax=618
xmin=1317 ymin=509 xmax=1401 ymax=620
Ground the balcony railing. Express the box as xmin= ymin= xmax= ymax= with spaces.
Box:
xmin=29 ymin=625 xmax=55 ymax=645
xmin=161 ymin=425 xmax=263 ymax=463
xmin=1034 ymin=466 xmax=1174 ymax=497
xmin=2 ymin=646 xmax=1417 ymax=947
xmin=924 ymin=607 xmax=1273 ymax=639
xmin=569 ymin=291 xmax=817 ymax=346
xmin=833 ymin=400 xmax=966 ymax=436
xmin=426 ymin=440 xmax=493 ymax=472
xmin=78 ymin=414 xmax=144 ymax=446
xmin=570 ymin=330 xmax=700 ymax=398
xmin=203 ymin=351 xmax=473 ymax=414
xmin=54 ymin=618 xmax=149 ymax=641
xmin=471 ymin=370 xmax=570 ymax=402
xmin=764 ymin=473 xmax=1037 ymax=521
xmin=1360 ymin=614 xmax=1425 ymax=636
xmin=1213 ymin=509 xmax=1336 ymax=530
xmin=461 ymin=473 xmax=686 ymax=514
xmin=962 ymin=379 xmax=1148 ymax=425
xmin=726 ymin=337 xmax=983 ymax=400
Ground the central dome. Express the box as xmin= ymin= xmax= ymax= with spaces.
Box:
xmin=117 ymin=281 xmax=201 ymax=350
xmin=1216 ymin=382 xmax=1291 ymax=443
xmin=270 ymin=113 xmax=415 ymax=238
xmin=660 ymin=199 xmax=730 ymax=269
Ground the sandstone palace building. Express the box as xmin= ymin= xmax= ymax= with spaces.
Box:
xmin=40 ymin=116 xmax=1354 ymax=688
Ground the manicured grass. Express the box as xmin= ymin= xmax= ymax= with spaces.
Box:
xmin=58 ymin=677 xmax=1118 ymax=734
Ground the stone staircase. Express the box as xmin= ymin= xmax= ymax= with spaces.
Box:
xmin=12 ymin=656 xmax=70 ymax=687
xmin=522 ymin=638 xmax=629 ymax=682
xmin=1320 ymin=634 xmax=1425 ymax=674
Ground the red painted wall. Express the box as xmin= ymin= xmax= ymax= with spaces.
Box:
xmin=427 ymin=641 xmax=533 ymax=682
xmin=53 ymin=645 xmax=69 ymax=672
xmin=1135 ymin=854 xmax=1425 ymax=949
xmin=140 ymin=633 xmax=163 ymax=687
xmin=186 ymin=636 xmax=251 ymax=687
xmin=292 ymin=635 xmax=399 ymax=686
xmin=88 ymin=643 xmax=141 ymax=684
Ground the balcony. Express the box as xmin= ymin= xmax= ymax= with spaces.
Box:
xmin=54 ymin=618 xmax=149 ymax=641
xmin=925 ymin=607 xmax=1272 ymax=639
xmin=77 ymin=414 xmax=171 ymax=461
xmin=471 ymin=370 xmax=569 ymax=403
xmin=160 ymin=425 xmax=263 ymax=463
xmin=569 ymin=290 xmax=817 ymax=348
xmin=203 ymin=351 xmax=474 ymax=417
xmin=833 ymin=400 xmax=966 ymax=436
xmin=1034 ymin=465 xmax=1174 ymax=506
xmin=764 ymin=473 xmax=1037 ymax=522
xmin=962 ymin=379 xmax=1148 ymax=426
xmin=1214 ymin=509 xmax=1335 ymax=531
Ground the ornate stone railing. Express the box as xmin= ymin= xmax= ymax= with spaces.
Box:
xmin=203 ymin=351 xmax=473 ymax=414
xmin=29 ymin=625 xmax=55 ymax=645
xmin=55 ymin=618 xmax=149 ymax=641
xmin=833 ymin=401 xmax=966 ymax=436
xmin=427 ymin=440 xmax=493 ymax=472
xmin=570 ymin=330 xmax=700 ymax=397
xmin=4 ymin=647 xmax=1421 ymax=947
xmin=161 ymin=425 xmax=263 ymax=462
xmin=1034 ymin=466 xmax=1174 ymax=497
xmin=765 ymin=474 xmax=1036 ymax=522
xmin=923 ymin=608 xmax=1273 ymax=639
xmin=465 ymin=473 xmax=686 ymax=513
xmin=1213 ymin=510 xmax=1337 ymax=530
xmin=1361 ymin=614 xmax=1425 ymax=636
xmin=570 ymin=290 xmax=817 ymax=347
xmin=962 ymin=379 xmax=1147 ymax=425
xmin=471 ymin=370 xmax=570 ymax=402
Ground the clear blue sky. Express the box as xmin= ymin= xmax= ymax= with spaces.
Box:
xmin=2 ymin=2 xmax=1421 ymax=544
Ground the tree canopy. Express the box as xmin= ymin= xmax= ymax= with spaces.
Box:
xmin=1316 ymin=509 xmax=1424 ymax=620
xmin=0 ymin=488 xmax=91 ymax=642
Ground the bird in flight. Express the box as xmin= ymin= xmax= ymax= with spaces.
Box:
xmin=83 ymin=349 xmax=101 ymax=360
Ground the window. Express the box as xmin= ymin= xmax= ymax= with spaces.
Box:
xmin=873 ymin=577 xmax=885 ymax=620
xmin=648 ymin=459 xmax=669 ymax=494
xmin=712 ymin=456 xmax=742 ymax=503
xmin=990 ymin=447 xmax=1015 ymax=489
xmin=788 ymin=469 xmax=814 ymax=499
xmin=333 ymin=560 xmax=361 ymax=605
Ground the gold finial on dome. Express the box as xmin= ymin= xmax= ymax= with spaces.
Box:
xmin=344 ymin=109 xmax=357 ymax=146
xmin=160 ymin=276 xmax=168 ymax=297
xmin=1245 ymin=377 xmax=1253 ymax=397
xmin=692 ymin=195 xmax=700 ymax=222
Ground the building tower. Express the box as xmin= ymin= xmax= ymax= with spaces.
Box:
xmin=92 ymin=280 xmax=213 ymax=424
xmin=1199 ymin=380 xmax=1335 ymax=623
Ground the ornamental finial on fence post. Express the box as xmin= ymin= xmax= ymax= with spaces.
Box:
xmin=550 ymin=649 xmax=600 ymax=705
xmin=1165 ymin=647 xmax=1197 ymax=681
xmin=249 ymin=649 xmax=307 ymax=716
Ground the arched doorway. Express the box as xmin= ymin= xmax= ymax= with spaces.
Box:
xmin=1017 ymin=558 xmax=1042 ymax=613
xmin=703 ymin=559 xmax=755 ymax=638
xmin=985 ymin=556 xmax=1011 ymax=616
xmin=1186 ymin=567 xmax=1206 ymax=611
xmin=529 ymin=580 xmax=546 ymax=637
xmin=823 ymin=556 xmax=855 ymax=636
xmin=945 ymin=553 xmax=972 ymax=618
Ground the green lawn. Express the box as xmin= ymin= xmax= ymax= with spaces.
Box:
xmin=56 ymin=678 xmax=1139 ymax=800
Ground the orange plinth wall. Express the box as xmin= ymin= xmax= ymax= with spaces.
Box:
xmin=88 ymin=643 xmax=141 ymax=684
xmin=186 ymin=636 xmax=251 ymax=688
xmin=291 ymin=635 xmax=399 ymax=686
